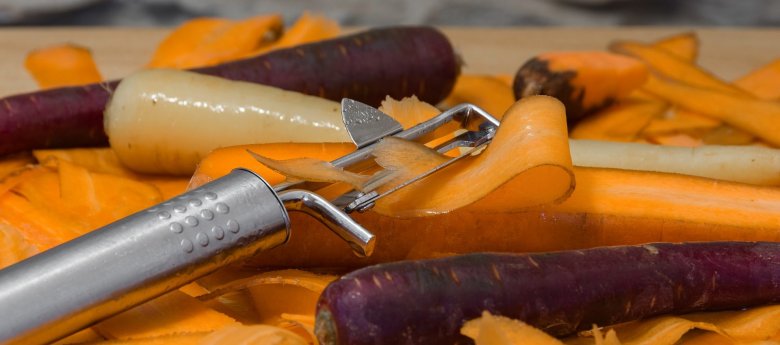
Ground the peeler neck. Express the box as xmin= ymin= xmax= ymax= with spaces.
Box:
xmin=278 ymin=189 xmax=375 ymax=257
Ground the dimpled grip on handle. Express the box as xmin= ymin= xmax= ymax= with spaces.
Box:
xmin=0 ymin=169 xmax=290 ymax=345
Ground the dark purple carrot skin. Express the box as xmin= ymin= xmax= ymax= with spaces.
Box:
xmin=196 ymin=26 xmax=459 ymax=107
xmin=0 ymin=81 xmax=117 ymax=156
xmin=513 ymin=57 xmax=610 ymax=126
xmin=315 ymin=242 xmax=780 ymax=345
xmin=0 ymin=26 xmax=459 ymax=156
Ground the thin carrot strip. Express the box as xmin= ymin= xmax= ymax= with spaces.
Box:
xmin=643 ymin=75 xmax=780 ymax=146
xmin=24 ymin=44 xmax=102 ymax=88
xmin=611 ymin=41 xmax=746 ymax=95
xmin=734 ymin=58 xmax=780 ymax=100
xmin=571 ymin=100 xmax=666 ymax=141
xmin=148 ymin=15 xmax=283 ymax=68
xmin=652 ymin=32 xmax=699 ymax=62
xmin=247 ymin=12 xmax=340 ymax=57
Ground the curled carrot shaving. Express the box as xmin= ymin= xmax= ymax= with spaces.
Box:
xmin=571 ymin=100 xmax=666 ymax=141
xmin=146 ymin=17 xmax=231 ymax=68
xmin=95 ymin=291 xmax=236 ymax=340
xmin=643 ymin=75 xmax=780 ymax=146
xmin=372 ymin=95 xmax=575 ymax=217
xmin=24 ymin=43 xmax=102 ymax=88
xmin=734 ymin=58 xmax=780 ymax=100
xmin=247 ymin=12 xmax=340 ymax=57
xmin=652 ymin=32 xmax=699 ymax=62
xmin=148 ymin=15 xmax=283 ymax=69
xmin=611 ymin=41 xmax=745 ymax=95
xmin=641 ymin=108 xmax=720 ymax=135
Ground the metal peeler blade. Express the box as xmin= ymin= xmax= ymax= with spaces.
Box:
xmin=341 ymin=99 xmax=403 ymax=148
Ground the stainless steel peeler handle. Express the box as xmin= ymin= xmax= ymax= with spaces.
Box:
xmin=0 ymin=169 xmax=373 ymax=345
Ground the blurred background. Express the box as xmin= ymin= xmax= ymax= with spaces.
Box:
xmin=2 ymin=0 xmax=780 ymax=27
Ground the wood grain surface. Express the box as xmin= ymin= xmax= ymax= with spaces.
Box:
xmin=0 ymin=27 xmax=779 ymax=97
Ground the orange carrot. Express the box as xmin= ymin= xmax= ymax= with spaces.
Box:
xmin=24 ymin=43 xmax=102 ymax=88
xmin=513 ymin=51 xmax=649 ymax=124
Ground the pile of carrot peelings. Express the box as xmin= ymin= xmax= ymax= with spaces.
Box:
xmin=573 ymin=32 xmax=780 ymax=147
xmin=463 ymin=307 xmax=780 ymax=345
xmin=23 ymin=12 xmax=340 ymax=89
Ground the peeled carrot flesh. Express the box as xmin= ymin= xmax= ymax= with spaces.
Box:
xmin=24 ymin=43 xmax=102 ymax=88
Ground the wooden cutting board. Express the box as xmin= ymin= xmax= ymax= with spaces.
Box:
xmin=1 ymin=27 xmax=779 ymax=97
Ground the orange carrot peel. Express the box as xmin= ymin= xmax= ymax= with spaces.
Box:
xmin=24 ymin=43 xmax=103 ymax=88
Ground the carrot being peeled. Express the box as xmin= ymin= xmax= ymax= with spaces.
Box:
xmin=370 ymin=95 xmax=575 ymax=217
xmin=0 ymin=26 xmax=459 ymax=157
xmin=184 ymin=91 xmax=780 ymax=268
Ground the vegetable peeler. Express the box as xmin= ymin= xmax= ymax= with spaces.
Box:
xmin=0 ymin=99 xmax=499 ymax=345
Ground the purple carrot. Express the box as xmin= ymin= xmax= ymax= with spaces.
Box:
xmin=0 ymin=26 xmax=459 ymax=156
xmin=315 ymin=242 xmax=780 ymax=344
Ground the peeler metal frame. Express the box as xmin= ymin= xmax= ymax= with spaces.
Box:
xmin=0 ymin=100 xmax=499 ymax=345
